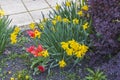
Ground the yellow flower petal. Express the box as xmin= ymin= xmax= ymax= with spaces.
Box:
xmin=42 ymin=50 xmax=49 ymax=58
xmin=77 ymin=10 xmax=83 ymax=16
xmin=83 ymin=22 xmax=89 ymax=30
xmin=10 ymin=77 xmax=15 ymax=80
xmin=55 ymin=4 xmax=61 ymax=11
xmin=66 ymin=1 xmax=71 ymax=7
xmin=52 ymin=20 xmax=57 ymax=25
xmin=58 ymin=59 xmax=66 ymax=68
xmin=61 ymin=42 xmax=69 ymax=50
xmin=66 ymin=49 xmax=73 ymax=56
xmin=29 ymin=22 xmax=35 ymax=29
xmin=0 ymin=10 xmax=5 ymax=16
xmin=25 ymin=75 xmax=29 ymax=80
xmin=73 ymin=18 xmax=79 ymax=24
xmin=14 ymin=27 xmax=20 ymax=34
xmin=63 ymin=18 xmax=70 ymax=23
xmin=34 ymin=29 xmax=41 ymax=38
xmin=55 ymin=15 xmax=62 ymax=22
xmin=82 ymin=5 xmax=89 ymax=11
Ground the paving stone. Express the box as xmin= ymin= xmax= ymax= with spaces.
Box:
xmin=0 ymin=5 xmax=1 ymax=9
xmin=57 ymin=0 xmax=66 ymax=4
xmin=22 ymin=0 xmax=50 ymax=11
xmin=30 ymin=8 xmax=52 ymax=23
xmin=46 ymin=0 xmax=66 ymax=7
xmin=0 ymin=0 xmax=27 ymax=15
xmin=0 ymin=0 xmax=72 ymax=26
xmin=9 ymin=13 xmax=33 ymax=26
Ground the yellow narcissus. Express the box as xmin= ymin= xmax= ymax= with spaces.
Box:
xmin=0 ymin=10 xmax=5 ymax=16
xmin=58 ymin=59 xmax=67 ymax=68
xmin=82 ymin=5 xmax=89 ymax=11
xmin=55 ymin=4 xmax=61 ymax=11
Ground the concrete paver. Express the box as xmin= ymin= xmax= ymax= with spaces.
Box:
xmin=46 ymin=0 xmax=65 ymax=7
xmin=22 ymin=0 xmax=49 ymax=11
xmin=30 ymin=8 xmax=52 ymax=23
xmin=9 ymin=12 xmax=33 ymax=26
xmin=0 ymin=0 xmax=27 ymax=15
xmin=0 ymin=0 xmax=75 ymax=27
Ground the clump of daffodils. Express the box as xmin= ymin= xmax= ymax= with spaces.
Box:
xmin=61 ymin=40 xmax=89 ymax=58
xmin=10 ymin=27 xmax=20 ymax=44
xmin=77 ymin=5 xmax=89 ymax=16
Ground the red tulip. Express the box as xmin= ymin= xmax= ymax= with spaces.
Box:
xmin=36 ymin=45 xmax=44 ymax=52
xmin=27 ymin=30 xmax=35 ymax=38
xmin=38 ymin=66 xmax=45 ymax=72
xmin=26 ymin=46 xmax=35 ymax=53
xmin=31 ymin=50 xmax=38 ymax=57
xmin=26 ymin=44 xmax=44 ymax=57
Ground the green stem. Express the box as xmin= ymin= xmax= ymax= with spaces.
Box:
xmin=69 ymin=58 xmax=80 ymax=72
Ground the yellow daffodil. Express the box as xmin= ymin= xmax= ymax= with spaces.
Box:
xmin=83 ymin=22 xmax=89 ymax=30
xmin=55 ymin=4 xmax=61 ymax=11
xmin=75 ymin=51 xmax=83 ymax=58
xmin=52 ymin=20 xmax=57 ymax=25
xmin=66 ymin=1 xmax=71 ymax=7
xmin=82 ymin=5 xmax=89 ymax=11
xmin=18 ymin=74 xmax=21 ymax=78
xmin=55 ymin=15 xmax=62 ymax=22
xmin=77 ymin=10 xmax=83 ymax=16
xmin=75 ymin=44 xmax=88 ymax=58
xmin=25 ymin=75 xmax=29 ymax=80
xmin=39 ymin=24 xmax=44 ymax=30
xmin=66 ymin=49 xmax=73 ymax=56
xmin=73 ymin=18 xmax=79 ymax=24
xmin=0 ymin=10 xmax=5 ymax=16
xmin=10 ymin=26 xmax=21 ymax=44
xmin=11 ymin=38 xmax=17 ymax=44
xmin=42 ymin=50 xmax=49 ymax=58
xmin=14 ymin=27 xmax=20 ymax=34
xmin=61 ymin=42 xmax=69 ymax=50
xmin=81 ymin=45 xmax=89 ymax=53
xmin=34 ymin=29 xmax=41 ymax=38
xmin=10 ymin=77 xmax=15 ymax=80
xmin=42 ymin=18 xmax=48 ymax=22
xmin=61 ymin=40 xmax=89 ymax=58
xmin=58 ymin=59 xmax=66 ymax=68
xmin=69 ymin=40 xmax=80 ymax=51
xmin=10 ymin=33 xmax=17 ymax=44
xmin=63 ymin=18 xmax=70 ymax=23
xmin=29 ymin=22 xmax=35 ymax=29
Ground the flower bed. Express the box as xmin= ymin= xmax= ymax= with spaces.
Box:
xmin=0 ymin=0 xmax=120 ymax=80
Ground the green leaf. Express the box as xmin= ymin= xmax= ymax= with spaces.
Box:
xmin=85 ymin=76 xmax=93 ymax=80
xmin=87 ymin=68 xmax=95 ymax=74
xmin=117 ymin=36 xmax=120 ymax=41
xmin=0 ymin=16 xmax=14 ymax=54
